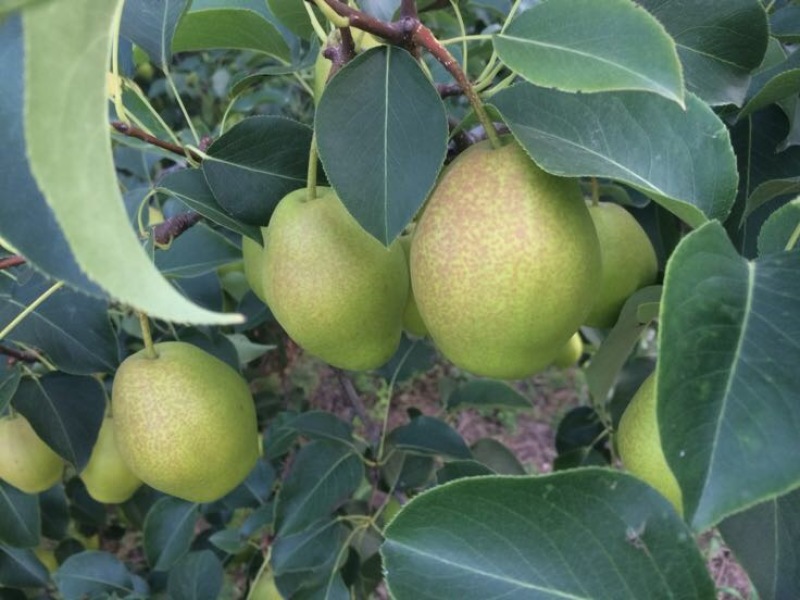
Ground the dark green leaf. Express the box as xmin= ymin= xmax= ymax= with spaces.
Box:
xmin=740 ymin=46 xmax=800 ymax=119
xmin=382 ymin=471 xmax=714 ymax=599
xmin=0 ymin=366 xmax=20 ymax=415
xmin=275 ymin=441 xmax=364 ymax=535
xmin=719 ymin=488 xmax=800 ymax=600
xmin=659 ymin=222 xmax=800 ymax=531
xmin=387 ymin=416 xmax=471 ymax=460
xmin=167 ymin=551 xmax=224 ymax=600
xmin=376 ymin=337 xmax=435 ymax=382
xmin=758 ymin=197 xmax=800 ymax=255
xmin=746 ymin=179 xmax=800 ymax=220
xmin=495 ymin=0 xmax=683 ymax=104
xmin=202 ymin=116 xmax=313 ymax=226
xmin=65 ymin=479 xmax=106 ymax=530
xmin=436 ymin=460 xmax=494 ymax=484
xmin=491 ymin=84 xmax=738 ymax=227
xmin=263 ymin=411 xmax=300 ymax=460
xmin=267 ymin=0 xmax=313 ymax=38
xmin=13 ymin=374 xmax=104 ymax=470
xmin=0 ymin=545 xmax=48 ymax=588
xmin=208 ymin=529 xmax=245 ymax=554
xmin=469 ymin=438 xmax=526 ymax=475
xmin=240 ymin=502 xmax=275 ymax=537
xmin=39 ymin=485 xmax=69 ymax=540
xmin=770 ymin=4 xmax=800 ymax=42
xmin=143 ymin=497 xmax=198 ymax=571
xmin=0 ymin=482 xmax=40 ymax=548
xmin=231 ymin=39 xmax=320 ymax=96
xmin=555 ymin=406 xmax=607 ymax=455
xmin=53 ymin=551 xmax=139 ymax=600
xmin=381 ymin=452 xmax=434 ymax=491
xmin=120 ymin=0 xmax=189 ymax=65
xmin=316 ymin=46 xmax=448 ymax=245
xmin=638 ymin=0 xmax=768 ymax=106
xmin=288 ymin=411 xmax=354 ymax=445
xmin=553 ymin=447 xmax=610 ymax=471
xmin=155 ymin=223 xmax=241 ymax=278
xmin=222 ymin=460 xmax=275 ymax=509
xmin=445 ymin=380 xmax=529 ymax=411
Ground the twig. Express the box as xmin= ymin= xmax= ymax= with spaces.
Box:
xmin=400 ymin=0 xmax=418 ymax=19
xmin=153 ymin=212 xmax=203 ymax=245
xmin=437 ymin=83 xmax=463 ymax=98
xmin=323 ymin=28 xmax=358 ymax=81
xmin=309 ymin=0 xmax=412 ymax=47
xmin=0 ymin=256 xmax=26 ymax=271
xmin=111 ymin=121 xmax=202 ymax=162
xmin=0 ymin=344 xmax=39 ymax=364
xmin=335 ymin=369 xmax=380 ymax=445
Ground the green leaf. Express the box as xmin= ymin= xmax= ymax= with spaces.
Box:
xmin=22 ymin=0 xmax=240 ymax=325
xmin=746 ymin=178 xmax=800 ymax=220
xmin=0 ymin=366 xmax=21 ymax=415
xmin=155 ymin=223 xmax=241 ymax=278
xmin=658 ymin=222 xmax=800 ymax=531
xmin=584 ymin=286 xmax=662 ymax=404
xmin=638 ymin=0 xmax=768 ymax=107
xmin=491 ymin=84 xmax=738 ymax=227
xmin=0 ymin=545 xmax=48 ymax=588
xmin=120 ymin=0 xmax=189 ymax=65
xmin=222 ymin=460 xmax=275 ymax=509
xmin=436 ymin=460 xmax=494 ymax=484
xmin=316 ymin=46 xmax=448 ymax=245
xmin=770 ymin=4 xmax=800 ymax=42
xmin=202 ymin=116 xmax=313 ymax=226
xmin=39 ymin=485 xmax=69 ymax=540
xmin=495 ymin=0 xmax=684 ymax=105
xmin=445 ymin=380 xmax=529 ymax=411
xmin=470 ymin=438 xmax=526 ymax=475
xmin=719 ymin=488 xmax=800 ymax=600
xmin=382 ymin=471 xmax=714 ymax=599
xmin=172 ymin=0 xmax=290 ymax=60
xmin=53 ymin=551 xmax=140 ymax=600
xmin=275 ymin=441 xmax=364 ymax=535
xmin=740 ymin=47 xmax=800 ymax=119
xmin=224 ymin=333 xmax=275 ymax=366
xmin=555 ymin=406 xmax=607 ymax=456
xmin=381 ymin=452 xmax=435 ymax=491
xmin=231 ymin=40 xmax=319 ymax=95
xmin=143 ymin=497 xmax=198 ymax=571
xmin=0 ymin=482 xmax=40 ymax=548
xmin=167 ymin=551 xmax=224 ymax=600
xmin=758 ymin=197 xmax=800 ymax=256
xmin=13 ymin=375 xmax=105 ymax=470
xmin=287 ymin=411 xmax=355 ymax=446
xmin=267 ymin=0 xmax=314 ymax=38
xmin=387 ymin=416 xmax=471 ymax=460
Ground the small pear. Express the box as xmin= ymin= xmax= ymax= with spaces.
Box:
xmin=585 ymin=202 xmax=658 ymax=328
xmin=0 ymin=413 xmax=63 ymax=493
xmin=263 ymin=187 xmax=408 ymax=371
xmin=551 ymin=333 xmax=583 ymax=368
xmin=242 ymin=231 xmax=268 ymax=302
xmin=80 ymin=413 xmax=142 ymax=504
xmin=250 ymin=568 xmax=284 ymax=600
xmin=112 ymin=342 xmax=259 ymax=503
xmin=399 ymin=231 xmax=428 ymax=337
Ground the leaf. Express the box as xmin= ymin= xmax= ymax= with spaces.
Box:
xmin=555 ymin=407 xmax=607 ymax=455
xmin=739 ymin=47 xmax=800 ymax=119
xmin=143 ymin=497 xmax=198 ymax=571
xmin=658 ymin=222 xmax=800 ymax=531
xmin=22 ymin=0 xmax=240 ymax=325
xmin=445 ymin=380 xmax=529 ymax=411
xmin=494 ymin=0 xmax=684 ymax=105
xmin=436 ymin=460 xmax=494 ymax=484
xmin=202 ymin=116 xmax=313 ymax=226
xmin=470 ymin=438 xmax=526 ymax=475
xmin=224 ymin=333 xmax=275 ymax=366
xmin=275 ymin=441 xmax=364 ymax=535
xmin=0 ymin=273 xmax=118 ymax=375
xmin=491 ymin=84 xmax=738 ymax=227
xmin=0 ymin=545 xmax=48 ymax=588
xmin=13 ymin=374 xmax=105 ymax=470
xmin=638 ymin=0 xmax=769 ymax=107
xmin=222 ymin=460 xmax=275 ymax=509
xmin=231 ymin=39 xmax=320 ymax=96
xmin=387 ymin=416 xmax=471 ymax=460
xmin=120 ymin=0 xmax=189 ymax=65
xmin=0 ymin=366 xmax=21 ymax=415
xmin=584 ymin=286 xmax=662 ymax=403
xmin=167 ymin=551 xmax=224 ymax=600
xmin=316 ymin=46 xmax=448 ymax=245
xmin=719 ymin=488 xmax=800 ymax=600
xmin=287 ymin=411 xmax=354 ymax=446
xmin=39 ymin=485 xmax=69 ymax=540
xmin=746 ymin=179 xmax=800 ymax=220
xmin=770 ymin=4 xmax=800 ymax=43
xmin=381 ymin=452 xmax=434 ymax=491
xmin=0 ymin=482 xmax=40 ymax=548
xmin=359 ymin=0 xmax=399 ymax=21
xmin=758 ymin=197 xmax=800 ymax=256
xmin=154 ymin=223 xmax=241 ymax=278
xmin=383 ymin=471 xmax=714 ymax=599
xmin=53 ymin=551 xmax=139 ymax=600
xmin=267 ymin=0 xmax=314 ymax=38
xmin=172 ymin=0 xmax=290 ymax=60
xmin=376 ymin=337 xmax=436 ymax=383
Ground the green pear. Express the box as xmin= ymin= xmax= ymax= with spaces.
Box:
xmin=616 ymin=373 xmax=682 ymax=514
xmin=112 ymin=342 xmax=259 ymax=503
xmin=242 ymin=231 xmax=267 ymax=302
xmin=551 ymin=332 xmax=583 ymax=368
xmin=399 ymin=231 xmax=428 ymax=337
xmin=80 ymin=413 xmax=142 ymax=504
xmin=263 ymin=187 xmax=408 ymax=371
xmin=585 ymin=202 xmax=658 ymax=328
xmin=250 ymin=567 xmax=284 ymax=600
xmin=0 ymin=413 xmax=63 ymax=493
xmin=411 ymin=138 xmax=601 ymax=379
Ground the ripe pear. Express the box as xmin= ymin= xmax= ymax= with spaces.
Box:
xmin=242 ymin=231 xmax=267 ymax=302
xmin=551 ymin=333 xmax=583 ymax=368
xmin=263 ymin=187 xmax=408 ymax=371
xmin=112 ymin=342 xmax=259 ymax=503
xmin=80 ymin=413 xmax=142 ymax=504
xmin=585 ymin=202 xmax=658 ymax=328
xmin=399 ymin=231 xmax=428 ymax=337
xmin=0 ymin=413 xmax=63 ymax=493
xmin=411 ymin=138 xmax=601 ymax=379
xmin=617 ymin=373 xmax=683 ymax=514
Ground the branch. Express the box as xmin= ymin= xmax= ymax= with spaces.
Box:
xmin=152 ymin=212 xmax=203 ymax=245
xmin=400 ymin=0 xmax=418 ymax=19
xmin=323 ymin=27 xmax=358 ymax=81
xmin=111 ymin=121 xmax=202 ymax=162
xmin=0 ymin=344 xmax=40 ymax=364
xmin=0 ymin=255 xmax=26 ymax=270
xmin=437 ymin=83 xmax=463 ymax=98
xmin=312 ymin=0 xmax=413 ymax=46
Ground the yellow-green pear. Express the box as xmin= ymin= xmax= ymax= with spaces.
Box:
xmin=551 ymin=332 xmax=583 ymax=368
xmin=112 ymin=342 xmax=259 ymax=503
xmin=80 ymin=413 xmax=142 ymax=504
xmin=411 ymin=138 xmax=601 ymax=379
xmin=617 ymin=373 xmax=683 ymax=514
xmin=399 ymin=232 xmax=428 ymax=337
xmin=242 ymin=231 xmax=267 ymax=302
xmin=250 ymin=568 xmax=284 ymax=600
xmin=263 ymin=187 xmax=408 ymax=371
xmin=585 ymin=202 xmax=658 ymax=328
xmin=0 ymin=413 xmax=63 ymax=493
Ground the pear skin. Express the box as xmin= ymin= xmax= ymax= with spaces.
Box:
xmin=242 ymin=231 xmax=267 ymax=303
xmin=551 ymin=333 xmax=583 ymax=368
xmin=80 ymin=414 xmax=142 ymax=504
xmin=0 ymin=413 xmax=63 ymax=493
xmin=399 ymin=232 xmax=428 ymax=337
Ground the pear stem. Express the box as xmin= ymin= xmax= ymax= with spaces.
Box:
xmin=591 ymin=177 xmax=600 ymax=207
xmin=137 ymin=312 xmax=158 ymax=359
xmin=307 ymin=134 xmax=319 ymax=202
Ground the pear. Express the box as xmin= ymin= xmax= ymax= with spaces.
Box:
xmin=263 ymin=187 xmax=408 ymax=371
xmin=242 ymin=231 xmax=267 ymax=302
xmin=617 ymin=373 xmax=682 ymax=514
xmin=551 ymin=332 xmax=583 ymax=368
xmin=80 ymin=413 xmax=142 ymax=504
xmin=399 ymin=231 xmax=428 ymax=337
xmin=411 ymin=138 xmax=601 ymax=379
xmin=112 ymin=342 xmax=259 ymax=503
xmin=585 ymin=202 xmax=657 ymax=328
xmin=250 ymin=567 xmax=284 ymax=600
xmin=0 ymin=413 xmax=63 ymax=493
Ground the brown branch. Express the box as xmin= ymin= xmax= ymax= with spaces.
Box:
xmin=111 ymin=121 xmax=202 ymax=162
xmin=0 ymin=344 xmax=40 ymax=364
xmin=437 ymin=83 xmax=463 ymax=98
xmin=400 ymin=0 xmax=418 ymax=20
xmin=335 ymin=369 xmax=380 ymax=445
xmin=0 ymin=255 xmax=26 ymax=270
xmin=323 ymin=28 xmax=358 ymax=81
xmin=311 ymin=0 xmax=412 ymax=47
xmin=153 ymin=212 xmax=202 ymax=245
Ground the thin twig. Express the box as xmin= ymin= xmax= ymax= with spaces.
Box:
xmin=111 ymin=121 xmax=202 ymax=162
xmin=152 ymin=212 xmax=203 ymax=245
xmin=437 ymin=83 xmax=463 ymax=98
xmin=400 ymin=0 xmax=418 ymax=19
xmin=0 ymin=344 xmax=39 ymax=364
xmin=335 ymin=369 xmax=379 ymax=445
xmin=0 ymin=256 xmax=26 ymax=271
